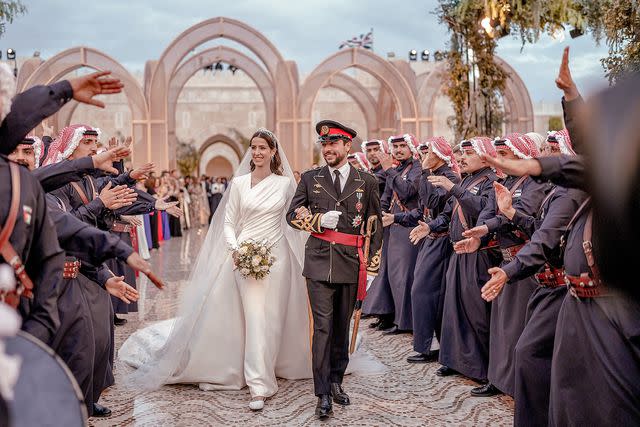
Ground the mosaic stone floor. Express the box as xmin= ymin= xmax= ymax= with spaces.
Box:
xmin=92 ymin=229 xmax=514 ymax=426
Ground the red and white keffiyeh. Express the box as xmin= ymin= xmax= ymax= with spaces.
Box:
xmin=360 ymin=139 xmax=389 ymax=154
xmin=388 ymin=133 xmax=420 ymax=158
xmin=547 ymin=129 xmax=575 ymax=155
xmin=426 ymin=136 xmax=460 ymax=175
xmin=493 ymin=132 xmax=537 ymax=159
xmin=43 ymin=124 xmax=101 ymax=166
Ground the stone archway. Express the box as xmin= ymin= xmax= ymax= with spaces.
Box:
xmin=146 ymin=17 xmax=297 ymax=169
xmin=326 ymin=73 xmax=380 ymax=142
xmin=198 ymin=134 xmax=243 ymax=177
xmin=298 ymin=48 xmax=418 ymax=166
xmin=19 ymin=47 xmax=149 ymax=164
xmin=417 ymin=56 xmax=534 ymax=140
xmin=167 ymin=45 xmax=276 ymax=163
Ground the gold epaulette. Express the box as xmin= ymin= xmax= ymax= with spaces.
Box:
xmin=367 ymin=247 xmax=382 ymax=275
xmin=291 ymin=213 xmax=323 ymax=233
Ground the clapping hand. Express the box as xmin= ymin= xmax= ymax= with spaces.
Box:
xmin=92 ymin=146 xmax=131 ymax=174
xmin=130 ymin=163 xmax=155 ymax=181
xmin=481 ymin=267 xmax=508 ymax=301
xmin=409 ymin=221 xmax=430 ymax=245
xmin=427 ymin=175 xmax=455 ymax=191
xmin=453 ymin=237 xmax=481 ymax=254
xmin=105 ymin=275 xmax=139 ymax=304
xmin=494 ymin=182 xmax=516 ymax=219
xmin=382 ymin=212 xmax=394 ymax=227
xmin=462 ymin=224 xmax=489 ymax=239
xmin=98 ymin=182 xmax=137 ymax=210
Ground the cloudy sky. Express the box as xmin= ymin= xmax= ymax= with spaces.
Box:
xmin=3 ymin=0 xmax=610 ymax=103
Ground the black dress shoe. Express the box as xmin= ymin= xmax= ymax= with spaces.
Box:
xmin=435 ymin=365 xmax=456 ymax=377
xmin=330 ymin=383 xmax=350 ymax=406
xmin=382 ymin=326 xmax=408 ymax=335
xmin=315 ymin=394 xmax=333 ymax=419
xmin=114 ymin=315 xmax=127 ymax=326
xmin=470 ymin=383 xmax=501 ymax=397
xmin=407 ymin=351 xmax=439 ymax=363
xmin=92 ymin=403 xmax=112 ymax=417
xmin=369 ymin=318 xmax=382 ymax=329
xmin=376 ymin=319 xmax=395 ymax=331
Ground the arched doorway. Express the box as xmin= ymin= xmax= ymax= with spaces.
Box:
xmin=198 ymin=134 xmax=243 ymax=178
xmin=298 ymin=48 xmax=418 ymax=167
xmin=19 ymin=47 xmax=149 ymax=165
xmin=146 ymin=17 xmax=297 ymax=169
xmin=167 ymin=45 xmax=275 ymax=168
xmin=326 ymin=73 xmax=380 ymax=142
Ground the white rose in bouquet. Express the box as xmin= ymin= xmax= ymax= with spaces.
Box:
xmin=238 ymin=246 xmax=248 ymax=255
xmin=260 ymin=247 xmax=267 ymax=255
xmin=240 ymin=268 xmax=250 ymax=276
xmin=251 ymin=255 xmax=262 ymax=267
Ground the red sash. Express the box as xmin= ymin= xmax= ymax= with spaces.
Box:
xmin=311 ymin=229 xmax=367 ymax=300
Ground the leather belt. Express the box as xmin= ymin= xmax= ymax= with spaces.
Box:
xmin=63 ymin=258 xmax=81 ymax=280
xmin=112 ymin=222 xmax=132 ymax=233
xmin=535 ymin=266 xmax=565 ymax=288
xmin=480 ymin=238 xmax=500 ymax=251
xmin=427 ymin=231 xmax=449 ymax=240
xmin=564 ymin=272 xmax=607 ymax=298
xmin=500 ymin=244 xmax=525 ymax=263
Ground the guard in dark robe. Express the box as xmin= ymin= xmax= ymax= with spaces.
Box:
xmin=398 ymin=137 xmax=460 ymax=363
xmin=430 ymin=137 xmax=499 ymax=382
xmin=360 ymin=139 xmax=394 ymax=330
xmin=287 ymin=120 xmax=382 ymax=420
xmin=380 ymin=134 xmax=422 ymax=334
xmin=468 ymin=134 xmax=549 ymax=397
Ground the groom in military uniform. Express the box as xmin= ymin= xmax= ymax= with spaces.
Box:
xmin=287 ymin=120 xmax=383 ymax=419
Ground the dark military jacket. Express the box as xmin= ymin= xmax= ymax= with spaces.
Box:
xmin=287 ymin=164 xmax=383 ymax=284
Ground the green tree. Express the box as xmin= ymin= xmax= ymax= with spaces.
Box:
xmin=0 ymin=1 xmax=26 ymax=37
xmin=548 ymin=116 xmax=563 ymax=131
xmin=176 ymin=140 xmax=199 ymax=177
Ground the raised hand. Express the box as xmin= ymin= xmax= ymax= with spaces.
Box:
xmin=453 ymin=237 xmax=481 ymax=254
xmin=494 ymin=182 xmax=516 ymax=219
xmin=105 ymin=275 xmax=139 ymax=304
xmin=130 ymin=163 xmax=155 ymax=181
xmin=98 ymin=182 xmax=137 ymax=210
xmin=555 ymin=47 xmax=580 ymax=101
xmin=378 ymin=151 xmax=394 ymax=171
xmin=479 ymin=154 xmax=541 ymax=177
xmin=92 ymin=146 xmax=131 ymax=174
xmin=409 ymin=220 xmax=430 ymax=245
xmin=107 ymin=136 xmax=118 ymax=149
xmin=481 ymin=267 xmax=508 ymax=301
xmin=427 ymin=175 xmax=455 ymax=191
xmin=68 ymin=71 xmax=124 ymax=108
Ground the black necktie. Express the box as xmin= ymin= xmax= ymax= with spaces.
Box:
xmin=333 ymin=169 xmax=342 ymax=198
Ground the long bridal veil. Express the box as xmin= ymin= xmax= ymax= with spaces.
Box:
xmin=124 ymin=135 xmax=308 ymax=390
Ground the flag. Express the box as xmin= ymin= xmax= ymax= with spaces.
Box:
xmin=339 ymin=29 xmax=373 ymax=50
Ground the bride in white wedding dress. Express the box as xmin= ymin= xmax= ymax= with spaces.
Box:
xmin=120 ymin=129 xmax=313 ymax=410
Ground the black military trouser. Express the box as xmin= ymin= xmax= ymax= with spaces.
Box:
xmin=306 ymin=279 xmax=357 ymax=396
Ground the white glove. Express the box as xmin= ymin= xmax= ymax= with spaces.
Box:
xmin=320 ymin=211 xmax=342 ymax=229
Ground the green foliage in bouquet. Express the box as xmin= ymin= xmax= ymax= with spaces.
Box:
xmin=235 ymin=240 xmax=276 ymax=281
xmin=176 ymin=140 xmax=199 ymax=177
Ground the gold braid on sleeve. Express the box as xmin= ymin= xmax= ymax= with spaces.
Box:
xmin=291 ymin=213 xmax=323 ymax=233
xmin=367 ymin=247 xmax=382 ymax=275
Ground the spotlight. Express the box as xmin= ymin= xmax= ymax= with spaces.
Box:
xmin=569 ymin=28 xmax=584 ymax=39
xmin=433 ymin=50 xmax=444 ymax=61
xmin=228 ymin=65 xmax=238 ymax=74
xmin=481 ymin=17 xmax=509 ymax=39
xmin=421 ymin=49 xmax=430 ymax=61
xmin=387 ymin=51 xmax=396 ymax=59
xmin=214 ymin=62 xmax=224 ymax=71
xmin=203 ymin=64 xmax=214 ymax=72
xmin=7 ymin=48 xmax=15 ymax=60
xmin=409 ymin=49 xmax=417 ymax=61
xmin=481 ymin=17 xmax=492 ymax=34
xmin=33 ymin=51 xmax=40 ymax=58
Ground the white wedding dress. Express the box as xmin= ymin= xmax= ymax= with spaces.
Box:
xmin=119 ymin=143 xmax=385 ymax=398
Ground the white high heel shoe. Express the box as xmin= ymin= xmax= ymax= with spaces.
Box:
xmin=249 ymin=396 xmax=265 ymax=411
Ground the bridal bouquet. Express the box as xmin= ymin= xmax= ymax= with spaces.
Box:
xmin=234 ymin=239 xmax=276 ymax=280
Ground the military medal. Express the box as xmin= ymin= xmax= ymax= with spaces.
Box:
xmin=352 ymin=214 xmax=363 ymax=228
xmin=355 ymin=191 xmax=363 ymax=212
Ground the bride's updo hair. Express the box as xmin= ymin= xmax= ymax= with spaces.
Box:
xmin=249 ymin=128 xmax=283 ymax=176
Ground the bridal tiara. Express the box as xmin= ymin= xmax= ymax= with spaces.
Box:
xmin=256 ymin=127 xmax=279 ymax=148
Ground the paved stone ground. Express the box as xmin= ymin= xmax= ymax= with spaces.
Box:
xmin=92 ymin=229 xmax=514 ymax=426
